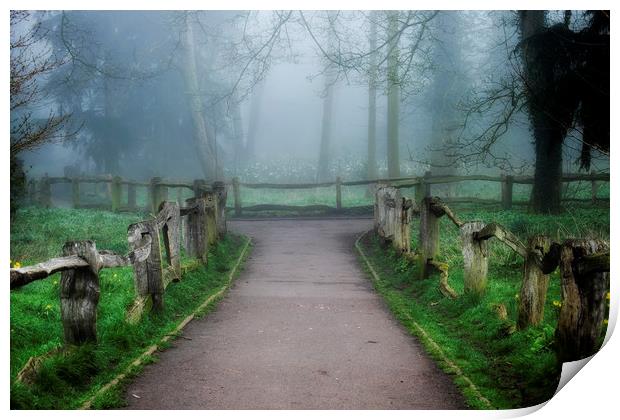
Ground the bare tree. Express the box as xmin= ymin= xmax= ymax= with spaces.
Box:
xmin=439 ymin=10 xmax=609 ymax=213
xmin=300 ymin=11 xmax=437 ymax=178
xmin=10 ymin=11 xmax=74 ymax=157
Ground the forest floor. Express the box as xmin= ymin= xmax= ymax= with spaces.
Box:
xmin=10 ymin=207 xmax=250 ymax=409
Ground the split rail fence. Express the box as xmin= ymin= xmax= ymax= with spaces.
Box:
xmin=11 ymin=183 xmax=227 ymax=383
xmin=373 ymin=185 xmax=610 ymax=364
xmin=27 ymin=171 xmax=609 ymax=215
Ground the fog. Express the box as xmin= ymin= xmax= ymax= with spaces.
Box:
xmin=12 ymin=10 xmax=609 ymax=184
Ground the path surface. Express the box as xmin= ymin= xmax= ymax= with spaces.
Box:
xmin=125 ymin=219 xmax=465 ymax=409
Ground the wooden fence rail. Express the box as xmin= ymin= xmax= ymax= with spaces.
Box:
xmin=27 ymin=171 xmax=608 ymax=215
xmin=373 ymin=186 xmax=610 ymax=364
xmin=11 ymin=184 xmax=227 ymax=353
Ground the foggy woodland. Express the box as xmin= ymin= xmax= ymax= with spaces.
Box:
xmin=10 ymin=10 xmax=610 ymax=213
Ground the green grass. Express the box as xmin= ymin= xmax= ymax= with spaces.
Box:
xmin=358 ymin=206 xmax=609 ymax=409
xmin=10 ymin=206 xmax=249 ymax=409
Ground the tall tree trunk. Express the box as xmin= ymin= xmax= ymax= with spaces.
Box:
xmin=386 ymin=11 xmax=401 ymax=178
xmin=230 ymin=94 xmax=244 ymax=175
xmin=367 ymin=13 xmax=378 ymax=181
xmin=317 ymin=74 xmax=334 ymax=182
xmin=244 ymin=80 xmax=264 ymax=163
xmin=531 ymin=125 xmax=563 ymax=213
xmin=519 ymin=11 xmax=563 ymax=214
xmin=181 ymin=13 xmax=217 ymax=181
xmin=317 ymin=15 xmax=337 ymax=183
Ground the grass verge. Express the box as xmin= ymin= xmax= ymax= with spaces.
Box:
xmin=10 ymin=207 xmax=251 ymax=409
xmin=355 ymin=206 xmax=609 ymax=409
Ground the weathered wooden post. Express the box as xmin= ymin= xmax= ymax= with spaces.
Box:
xmin=336 ymin=176 xmax=342 ymax=211
xmin=102 ymin=174 xmax=112 ymax=205
xmin=418 ymin=196 xmax=441 ymax=280
xmin=146 ymin=182 xmax=153 ymax=212
xmin=374 ymin=184 xmax=387 ymax=234
xmin=460 ymin=221 xmax=489 ymax=298
xmin=205 ymin=191 xmax=218 ymax=247
xmin=555 ymin=239 xmax=610 ymax=362
xmin=517 ymin=235 xmax=551 ymax=329
xmin=150 ymin=177 xmax=168 ymax=214
xmin=176 ymin=187 xmax=183 ymax=206
xmin=375 ymin=185 xmax=396 ymax=246
xmin=591 ymin=179 xmax=598 ymax=204
xmin=111 ymin=176 xmax=122 ymax=212
xmin=398 ymin=197 xmax=413 ymax=254
xmin=127 ymin=183 xmax=136 ymax=211
xmin=415 ymin=171 xmax=431 ymax=205
xmin=158 ymin=201 xmax=181 ymax=282
xmin=60 ymin=241 xmax=101 ymax=345
xmin=149 ymin=177 xmax=159 ymax=213
xmin=71 ymin=178 xmax=80 ymax=209
xmin=184 ymin=197 xmax=208 ymax=263
xmin=127 ymin=221 xmax=164 ymax=322
xmin=41 ymin=175 xmax=52 ymax=208
xmin=469 ymin=222 xmax=527 ymax=299
xmin=27 ymin=179 xmax=37 ymax=205
xmin=232 ymin=177 xmax=242 ymax=217
xmin=193 ymin=179 xmax=208 ymax=198
xmin=374 ymin=186 xmax=413 ymax=254
xmin=212 ymin=181 xmax=227 ymax=237
xmin=501 ymin=174 xmax=514 ymax=210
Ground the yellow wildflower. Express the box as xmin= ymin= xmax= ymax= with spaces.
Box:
xmin=552 ymin=300 xmax=562 ymax=308
xmin=606 ymin=292 xmax=610 ymax=301
xmin=603 ymin=319 xmax=608 ymax=325
xmin=14 ymin=261 xmax=21 ymax=269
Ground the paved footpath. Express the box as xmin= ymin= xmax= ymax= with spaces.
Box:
xmin=125 ymin=219 xmax=465 ymax=409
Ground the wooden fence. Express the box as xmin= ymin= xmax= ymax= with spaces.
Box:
xmin=27 ymin=171 xmax=609 ymax=215
xmin=11 ymin=185 xmax=226 ymax=379
xmin=374 ymin=185 xmax=610 ymax=364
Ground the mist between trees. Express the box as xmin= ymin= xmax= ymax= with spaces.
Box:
xmin=10 ymin=10 xmax=609 ymax=214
